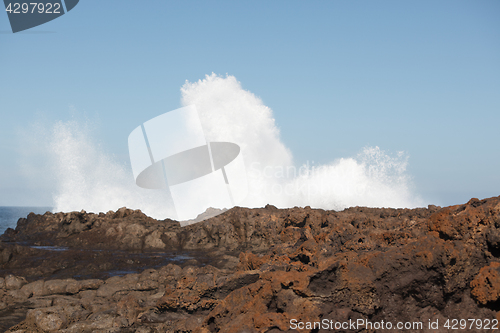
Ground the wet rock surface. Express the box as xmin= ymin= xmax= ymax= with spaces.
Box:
xmin=0 ymin=196 xmax=500 ymax=332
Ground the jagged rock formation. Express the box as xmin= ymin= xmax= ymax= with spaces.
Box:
xmin=1 ymin=196 xmax=500 ymax=332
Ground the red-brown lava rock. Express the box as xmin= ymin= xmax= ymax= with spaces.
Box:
xmin=1 ymin=196 xmax=500 ymax=332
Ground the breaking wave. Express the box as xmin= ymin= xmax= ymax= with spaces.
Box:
xmin=48 ymin=74 xmax=422 ymax=219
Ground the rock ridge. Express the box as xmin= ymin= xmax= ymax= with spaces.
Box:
xmin=0 ymin=196 xmax=499 ymax=332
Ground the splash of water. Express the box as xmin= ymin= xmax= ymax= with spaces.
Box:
xmin=50 ymin=121 xmax=173 ymax=218
xmin=50 ymin=73 xmax=422 ymax=218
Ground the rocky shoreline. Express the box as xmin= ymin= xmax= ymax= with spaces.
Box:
xmin=1 ymin=196 xmax=500 ymax=332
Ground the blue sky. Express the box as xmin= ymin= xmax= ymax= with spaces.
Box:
xmin=1 ymin=0 xmax=499 ymax=208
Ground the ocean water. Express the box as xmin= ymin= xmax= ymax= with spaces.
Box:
xmin=0 ymin=206 xmax=52 ymax=235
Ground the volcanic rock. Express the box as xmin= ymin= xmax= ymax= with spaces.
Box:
xmin=0 ymin=196 xmax=499 ymax=332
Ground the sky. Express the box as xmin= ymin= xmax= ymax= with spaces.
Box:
xmin=0 ymin=0 xmax=499 ymax=210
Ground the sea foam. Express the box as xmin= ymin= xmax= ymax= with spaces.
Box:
xmin=49 ymin=74 xmax=422 ymax=219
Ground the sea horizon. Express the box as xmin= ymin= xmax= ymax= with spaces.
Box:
xmin=0 ymin=206 xmax=53 ymax=235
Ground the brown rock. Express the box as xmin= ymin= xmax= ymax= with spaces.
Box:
xmin=3 ymin=195 xmax=500 ymax=333
xmin=27 ymin=306 xmax=68 ymax=331
xmin=43 ymin=279 xmax=78 ymax=295
xmin=20 ymin=280 xmax=44 ymax=298
xmin=4 ymin=275 xmax=27 ymax=290
xmin=471 ymin=262 xmax=500 ymax=305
